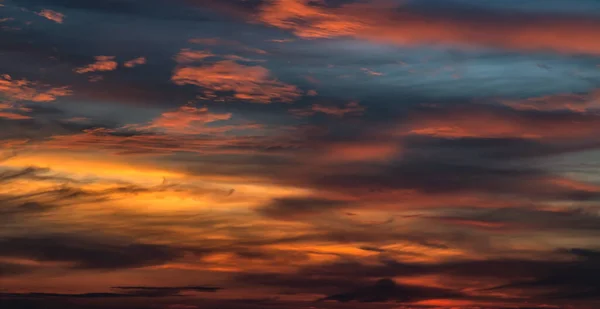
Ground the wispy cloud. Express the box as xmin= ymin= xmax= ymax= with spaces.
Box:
xmin=255 ymin=0 xmax=600 ymax=55
xmin=0 ymin=74 xmax=71 ymax=102
xmin=123 ymin=57 xmax=147 ymax=68
xmin=74 ymin=56 xmax=118 ymax=74
xmin=36 ymin=9 xmax=65 ymax=24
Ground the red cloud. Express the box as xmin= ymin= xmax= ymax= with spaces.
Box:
xmin=139 ymin=105 xmax=233 ymax=134
xmin=74 ymin=56 xmax=118 ymax=74
xmin=40 ymin=127 xmax=280 ymax=156
xmin=0 ymin=74 xmax=71 ymax=102
xmin=36 ymin=9 xmax=65 ymax=24
xmin=172 ymin=59 xmax=301 ymax=104
xmin=291 ymin=101 xmax=365 ymax=117
xmin=0 ymin=111 xmax=32 ymax=120
xmin=174 ymin=49 xmax=215 ymax=64
xmin=319 ymin=141 xmax=400 ymax=163
xmin=404 ymin=107 xmax=600 ymax=140
xmin=123 ymin=57 xmax=147 ymax=68
xmin=256 ymin=0 xmax=600 ymax=55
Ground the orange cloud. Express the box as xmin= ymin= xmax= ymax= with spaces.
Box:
xmin=38 ymin=128 xmax=232 ymax=155
xmin=258 ymin=0 xmax=366 ymax=39
xmin=74 ymin=56 xmax=118 ymax=74
xmin=0 ymin=74 xmax=71 ymax=102
xmin=37 ymin=125 xmax=279 ymax=156
xmin=174 ymin=49 xmax=214 ymax=64
xmin=172 ymin=60 xmax=301 ymax=103
xmin=123 ymin=57 xmax=147 ymax=68
xmin=291 ymin=101 xmax=365 ymax=117
xmin=0 ymin=111 xmax=31 ymax=120
xmin=141 ymin=105 xmax=232 ymax=134
xmin=36 ymin=9 xmax=65 ymax=24
xmin=256 ymin=0 xmax=600 ymax=55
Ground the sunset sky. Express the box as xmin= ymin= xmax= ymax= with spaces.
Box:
xmin=1 ymin=1 xmax=600 ymax=309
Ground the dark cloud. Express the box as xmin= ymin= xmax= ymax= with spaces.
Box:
xmin=237 ymin=272 xmax=365 ymax=293
xmin=257 ymin=197 xmax=351 ymax=220
xmin=111 ymin=286 xmax=222 ymax=296
xmin=358 ymin=246 xmax=385 ymax=253
xmin=0 ymin=166 xmax=50 ymax=183
xmin=489 ymin=248 xmax=600 ymax=300
xmin=424 ymin=207 xmax=600 ymax=232
xmin=320 ymin=278 xmax=461 ymax=303
xmin=0 ymin=261 xmax=35 ymax=277
xmin=0 ymin=234 xmax=186 ymax=269
xmin=309 ymin=156 xmax=600 ymax=204
xmin=0 ymin=286 xmax=221 ymax=300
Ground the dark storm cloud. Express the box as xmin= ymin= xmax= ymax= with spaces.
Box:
xmin=0 ymin=234 xmax=186 ymax=269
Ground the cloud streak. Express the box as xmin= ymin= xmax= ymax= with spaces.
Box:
xmin=255 ymin=0 xmax=600 ymax=55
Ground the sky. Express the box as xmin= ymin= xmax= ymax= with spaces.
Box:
xmin=1 ymin=1 xmax=600 ymax=309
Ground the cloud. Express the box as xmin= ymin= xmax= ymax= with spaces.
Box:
xmin=403 ymin=105 xmax=600 ymax=140
xmin=0 ymin=111 xmax=32 ymax=120
xmin=174 ymin=49 xmax=215 ymax=64
xmin=139 ymin=105 xmax=232 ymax=134
xmin=317 ymin=141 xmax=400 ymax=163
xmin=320 ymin=278 xmax=461 ymax=303
xmin=487 ymin=249 xmax=600 ymax=300
xmin=501 ymin=90 xmax=600 ymax=112
xmin=360 ymin=68 xmax=384 ymax=76
xmin=258 ymin=197 xmax=351 ymax=220
xmin=423 ymin=207 xmax=600 ymax=232
xmin=0 ymin=234 xmax=186 ymax=269
xmin=188 ymin=38 xmax=267 ymax=55
xmin=0 ymin=166 xmax=52 ymax=183
xmin=37 ymin=121 xmax=281 ymax=155
xmin=291 ymin=101 xmax=365 ymax=117
xmin=172 ymin=59 xmax=301 ymax=103
xmin=123 ymin=57 xmax=147 ymax=68
xmin=305 ymin=150 xmax=600 ymax=205
xmin=111 ymin=286 xmax=222 ymax=296
xmin=36 ymin=9 xmax=65 ymax=24
xmin=255 ymin=0 xmax=600 ymax=55
xmin=74 ymin=56 xmax=118 ymax=74
xmin=0 ymin=286 xmax=221 ymax=299
xmin=0 ymin=74 xmax=71 ymax=102
xmin=0 ymin=261 xmax=35 ymax=276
